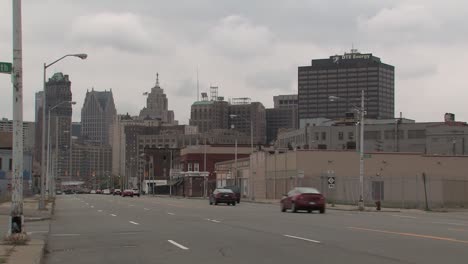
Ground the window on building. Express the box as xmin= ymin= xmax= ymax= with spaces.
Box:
xmin=338 ymin=132 xmax=344 ymax=141
xmin=194 ymin=163 xmax=200 ymax=172
xmin=348 ymin=132 xmax=354 ymax=140
xmin=9 ymin=159 xmax=12 ymax=171
xmin=314 ymin=132 xmax=319 ymax=141
xmin=321 ymin=132 xmax=326 ymax=141
xmin=408 ymin=130 xmax=426 ymax=139
xmin=187 ymin=163 xmax=193 ymax=172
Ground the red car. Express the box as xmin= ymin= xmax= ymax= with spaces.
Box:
xmin=121 ymin=189 xmax=134 ymax=197
xmin=280 ymin=187 xmax=326 ymax=213
xmin=209 ymin=189 xmax=237 ymax=206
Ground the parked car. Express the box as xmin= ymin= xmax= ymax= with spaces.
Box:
xmin=132 ymin=188 xmax=140 ymax=197
xmin=90 ymin=190 xmax=96 ymax=194
xmin=280 ymin=187 xmax=326 ymax=213
xmin=223 ymin=185 xmax=241 ymax=203
xmin=113 ymin=189 xmax=122 ymax=196
xmin=56 ymin=190 xmax=63 ymax=195
xmin=63 ymin=189 xmax=73 ymax=195
xmin=103 ymin=189 xmax=111 ymax=195
xmin=209 ymin=189 xmax=237 ymax=206
xmin=122 ymin=189 xmax=134 ymax=197
xmin=96 ymin=189 xmax=102 ymax=194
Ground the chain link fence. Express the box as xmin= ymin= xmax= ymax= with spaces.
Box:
xmin=264 ymin=173 xmax=468 ymax=209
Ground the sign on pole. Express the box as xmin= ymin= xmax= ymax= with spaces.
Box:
xmin=0 ymin=62 xmax=12 ymax=74
xmin=328 ymin=176 xmax=335 ymax=189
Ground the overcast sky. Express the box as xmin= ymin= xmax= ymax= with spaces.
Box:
xmin=1 ymin=0 xmax=467 ymax=124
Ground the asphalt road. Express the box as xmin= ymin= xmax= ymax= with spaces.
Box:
xmin=45 ymin=194 xmax=468 ymax=264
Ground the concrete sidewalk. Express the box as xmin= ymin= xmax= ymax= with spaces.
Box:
xmin=0 ymin=196 xmax=53 ymax=264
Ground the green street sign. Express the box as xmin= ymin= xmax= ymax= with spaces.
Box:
xmin=0 ymin=62 xmax=12 ymax=74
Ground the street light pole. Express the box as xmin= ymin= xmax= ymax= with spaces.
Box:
xmin=229 ymin=114 xmax=254 ymax=200
xmin=39 ymin=53 xmax=86 ymax=210
xmin=46 ymin=101 xmax=75 ymax=199
xmin=329 ymin=90 xmax=365 ymax=210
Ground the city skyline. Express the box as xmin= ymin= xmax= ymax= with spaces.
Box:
xmin=1 ymin=0 xmax=468 ymax=125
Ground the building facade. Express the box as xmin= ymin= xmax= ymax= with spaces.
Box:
xmin=189 ymin=100 xmax=229 ymax=133
xmin=80 ymin=89 xmax=117 ymax=145
xmin=71 ymin=139 xmax=112 ymax=188
xmin=266 ymin=94 xmax=299 ymax=145
xmin=298 ymin=50 xmax=394 ymax=123
xmin=0 ymin=118 xmax=35 ymax=153
xmin=139 ymin=74 xmax=177 ymax=124
xmin=44 ymin=72 xmax=73 ymax=182
xmin=274 ymin=94 xmax=298 ymax=109
xmin=276 ymin=118 xmax=468 ymax=155
xmin=229 ymin=102 xmax=267 ymax=145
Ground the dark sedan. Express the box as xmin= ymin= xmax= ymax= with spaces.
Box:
xmin=209 ymin=189 xmax=237 ymax=206
xmin=280 ymin=187 xmax=326 ymax=213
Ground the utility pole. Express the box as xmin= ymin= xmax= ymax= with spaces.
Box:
xmin=9 ymin=0 xmax=25 ymax=236
xmin=358 ymin=90 xmax=365 ymax=211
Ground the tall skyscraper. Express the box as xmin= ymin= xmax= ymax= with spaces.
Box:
xmin=298 ymin=49 xmax=394 ymax=126
xmin=45 ymin=72 xmax=73 ymax=182
xmin=80 ymin=89 xmax=117 ymax=145
xmin=139 ymin=73 xmax=177 ymax=124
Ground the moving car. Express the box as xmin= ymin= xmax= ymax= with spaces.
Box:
xmin=280 ymin=187 xmax=326 ymax=213
xmin=122 ymin=189 xmax=134 ymax=197
xmin=132 ymin=188 xmax=140 ymax=197
xmin=209 ymin=189 xmax=237 ymax=206
xmin=113 ymin=189 xmax=122 ymax=196
xmin=223 ymin=185 xmax=241 ymax=203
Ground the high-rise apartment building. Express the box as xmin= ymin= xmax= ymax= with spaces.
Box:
xmin=139 ymin=74 xmax=177 ymax=124
xmin=274 ymin=94 xmax=298 ymax=109
xmin=80 ymin=89 xmax=117 ymax=145
xmin=298 ymin=50 xmax=394 ymax=126
xmin=44 ymin=72 xmax=73 ymax=181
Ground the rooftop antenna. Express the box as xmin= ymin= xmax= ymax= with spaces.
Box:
xmin=351 ymin=43 xmax=358 ymax=54
xmin=155 ymin=72 xmax=159 ymax=87
xmin=197 ymin=67 xmax=199 ymax=102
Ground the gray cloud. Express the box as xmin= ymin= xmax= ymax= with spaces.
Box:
xmin=0 ymin=0 xmax=467 ymax=123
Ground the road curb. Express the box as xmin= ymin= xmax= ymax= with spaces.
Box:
xmin=5 ymin=239 xmax=44 ymax=264
xmin=326 ymin=207 xmax=401 ymax=213
xmin=25 ymin=217 xmax=51 ymax=222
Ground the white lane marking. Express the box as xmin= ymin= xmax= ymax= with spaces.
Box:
xmin=26 ymin=231 xmax=48 ymax=235
xmin=110 ymin=214 xmax=117 ymax=217
xmin=129 ymin=221 xmax=140 ymax=225
xmin=205 ymin=218 xmax=220 ymax=223
xmin=90 ymin=206 xmax=94 ymax=208
xmin=391 ymin=214 xmax=417 ymax=219
xmin=52 ymin=234 xmax=81 ymax=237
xmin=168 ymin=240 xmax=189 ymax=250
xmin=144 ymin=208 xmax=150 ymax=211
xmin=344 ymin=213 xmax=354 ymax=216
xmin=284 ymin=234 xmax=321 ymax=244
xmin=98 ymin=210 xmax=103 ymax=212
xmin=431 ymin=221 xmax=467 ymax=227
xmin=129 ymin=205 xmax=135 ymax=207
xmin=167 ymin=212 xmax=175 ymax=215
